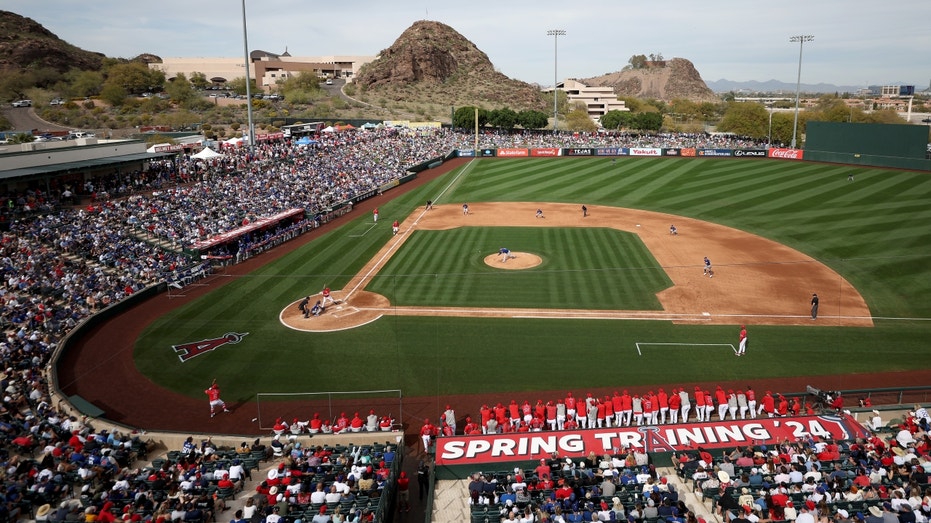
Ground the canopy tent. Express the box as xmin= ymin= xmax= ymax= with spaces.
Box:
xmin=336 ymin=124 xmax=355 ymax=131
xmin=295 ymin=136 xmax=318 ymax=146
xmin=360 ymin=122 xmax=379 ymax=130
xmin=146 ymin=143 xmax=170 ymax=153
xmin=192 ymin=147 xmax=223 ymax=159
xmin=321 ymin=126 xmax=336 ymax=133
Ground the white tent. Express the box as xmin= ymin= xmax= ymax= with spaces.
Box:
xmin=321 ymin=126 xmax=336 ymax=133
xmin=192 ymin=147 xmax=223 ymax=160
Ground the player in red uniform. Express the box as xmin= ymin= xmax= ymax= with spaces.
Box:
xmin=204 ymin=380 xmax=230 ymax=418
xmin=420 ymin=419 xmax=435 ymax=452
xmin=321 ymin=286 xmax=336 ymax=306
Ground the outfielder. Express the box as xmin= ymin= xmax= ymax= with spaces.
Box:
xmin=205 ymin=380 xmax=230 ymax=418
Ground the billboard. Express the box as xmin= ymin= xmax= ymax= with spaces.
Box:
xmin=769 ymin=148 xmax=805 ymax=160
xmin=435 ymin=415 xmax=867 ymax=466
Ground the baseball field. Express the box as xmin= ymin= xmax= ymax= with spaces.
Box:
xmin=61 ymin=156 xmax=931 ymax=432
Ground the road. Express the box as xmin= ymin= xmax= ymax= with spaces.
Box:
xmin=2 ymin=105 xmax=71 ymax=133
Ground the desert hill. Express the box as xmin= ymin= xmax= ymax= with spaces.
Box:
xmin=0 ymin=10 xmax=105 ymax=73
xmin=354 ymin=20 xmax=548 ymax=112
xmin=580 ymin=58 xmax=718 ymax=103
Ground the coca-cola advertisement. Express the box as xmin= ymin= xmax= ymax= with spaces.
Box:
xmin=768 ymin=148 xmax=805 ymax=160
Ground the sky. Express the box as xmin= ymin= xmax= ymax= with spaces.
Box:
xmin=5 ymin=1 xmax=930 ymax=89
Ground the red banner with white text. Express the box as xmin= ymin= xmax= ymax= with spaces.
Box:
xmin=435 ymin=415 xmax=867 ymax=465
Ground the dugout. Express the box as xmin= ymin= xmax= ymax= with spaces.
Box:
xmin=804 ymin=121 xmax=931 ymax=171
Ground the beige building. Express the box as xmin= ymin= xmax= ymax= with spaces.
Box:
xmin=150 ymin=51 xmax=376 ymax=91
xmin=558 ymin=79 xmax=629 ymax=123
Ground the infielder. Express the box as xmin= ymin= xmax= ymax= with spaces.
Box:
xmin=205 ymin=380 xmax=230 ymax=418
xmin=392 ymin=220 xmax=399 ymax=235
xmin=703 ymin=257 xmax=713 ymax=278
xmin=462 ymin=203 xmax=469 ymax=215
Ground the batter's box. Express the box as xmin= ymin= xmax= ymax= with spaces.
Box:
xmin=635 ymin=342 xmax=736 ymax=356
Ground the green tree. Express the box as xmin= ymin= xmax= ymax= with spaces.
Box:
xmin=600 ymin=110 xmax=634 ymax=130
xmin=99 ymin=83 xmax=128 ymax=107
xmin=717 ymin=102 xmax=768 ymax=138
xmin=488 ymin=108 xmax=518 ymax=130
xmin=228 ymin=77 xmax=258 ymax=96
xmin=564 ymin=103 xmax=597 ymax=132
xmin=103 ymin=62 xmax=165 ymax=95
xmin=633 ymin=112 xmax=663 ymax=131
xmin=453 ymin=106 xmax=488 ymax=129
xmin=66 ymin=70 xmax=105 ymax=98
xmin=189 ymin=72 xmax=209 ymax=90
xmin=627 ymin=54 xmax=647 ymax=70
xmin=517 ymin=110 xmax=549 ymax=129
xmin=164 ymin=72 xmax=197 ymax=104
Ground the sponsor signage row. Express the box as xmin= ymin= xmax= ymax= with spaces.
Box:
xmin=457 ymin=148 xmax=805 ymax=161
xmin=435 ymin=415 xmax=867 ymax=465
xmin=190 ymin=208 xmax=305 ymax=251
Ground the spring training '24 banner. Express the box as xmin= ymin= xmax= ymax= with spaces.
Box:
xmin=435 ymin=415 xmax=867 ymax=465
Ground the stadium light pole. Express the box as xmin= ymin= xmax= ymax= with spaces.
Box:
xmin=241 ymin=0 xmax=256 ymax=153
xmin=547 ymin=29 xmax=566 ymax=133
xmin=767 ymin=102 xmax=774 ymax=149
xmin=789 ymin=35 xmax=813 ymax=149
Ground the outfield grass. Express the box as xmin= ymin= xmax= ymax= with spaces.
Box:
xmin=135 ymin=157 xmax=931 ymax=402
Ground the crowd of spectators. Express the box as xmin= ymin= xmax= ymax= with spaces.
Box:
xmin=0 ymin=127 xmax=903 ymax=522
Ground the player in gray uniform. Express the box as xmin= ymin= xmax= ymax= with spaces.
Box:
xmin=679 ymin=389 xmax=691 ymax=423
xmin=737 ymin=391 xmax=749 ymax=419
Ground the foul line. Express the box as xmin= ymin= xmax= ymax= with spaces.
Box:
xmin=635 ymin=342 xmax=736 ymax=356
xmin=344 ymin=159 xmax=477 ymax=302
xmin=349 ymin=223 xmax=378 ymax=237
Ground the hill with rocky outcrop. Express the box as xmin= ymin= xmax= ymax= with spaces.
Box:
xmin=354 ymin=20 xmax=548 ymax=111
xmin=0 ymin=10 xmax=104 ymax=73
xmin=579 ymin=58 xmax=718 ymax=102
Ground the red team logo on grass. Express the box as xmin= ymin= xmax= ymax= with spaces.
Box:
xmin=172 ymin=332 xmax=249 ymax=362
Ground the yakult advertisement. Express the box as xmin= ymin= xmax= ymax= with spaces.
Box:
xmin=435 ymin=415 xmax=866 ymax=465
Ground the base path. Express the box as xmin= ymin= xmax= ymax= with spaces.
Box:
xmin=281 ymin=202 xmax=872 ymax=331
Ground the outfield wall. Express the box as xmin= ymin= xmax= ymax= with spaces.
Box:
xmin=454 ymin=145 xmax=931 ymax=171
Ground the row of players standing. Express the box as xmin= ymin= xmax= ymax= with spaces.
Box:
xmin=446 ymin=389 xmax=817 ymax=436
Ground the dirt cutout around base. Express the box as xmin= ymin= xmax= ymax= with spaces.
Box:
xmin=482 ymin=251 xmax=543 ymax=270
xmin=280 ymin=202 xmax=873 ymax=332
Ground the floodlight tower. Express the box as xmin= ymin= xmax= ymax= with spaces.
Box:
xmin=547 ymin=29 xmax=566 ymax=133
xmin=789 ymin=35 xmax=814 ymax=149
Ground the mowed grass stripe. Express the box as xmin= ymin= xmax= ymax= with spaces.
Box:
xmin=367 ymin=227 xmax=665 ymax=310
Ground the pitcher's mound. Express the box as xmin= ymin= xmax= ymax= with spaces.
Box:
xmin=483 ymin=252 xmax=543 ymax=270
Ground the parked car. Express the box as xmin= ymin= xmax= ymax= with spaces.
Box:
xmin=11 ymin=99 xmax=32 ymax=107
xmin=49 ymin=98 xmax=65 ymax=106
xmin=325 ymin=78 xmax=333 ymax=85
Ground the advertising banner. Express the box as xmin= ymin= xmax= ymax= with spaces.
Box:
xmin=664 ymin=149 xmax=680 ymax=156
xmin=458 ymin=149 xmax=476 ymax=157
xmin=497 ymin=148 xmax=529 ymax=157
xmin=681 ymin=148 xmax=697 ymax=157
xmin=565 ymin=148 xmax=594 ymax=156
xmin=481 ymin=149 xmax=496 ymax=157
xmin=697 ymin=149 xmax=733 ymax=157
xmin=733 ymin=149 xmax=768 ymax=158
xmin=629 ymin=148 xmax=662 ymax=156
xmin=435 ymin=415 xmax=867 ymax=466
xmin=531 ymin=148 xmax=561 ymax=157
xmin=769 ymin=148 xmax=805 ymax=160
xmin=595 ymin=148 xmax=625 ymax=156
